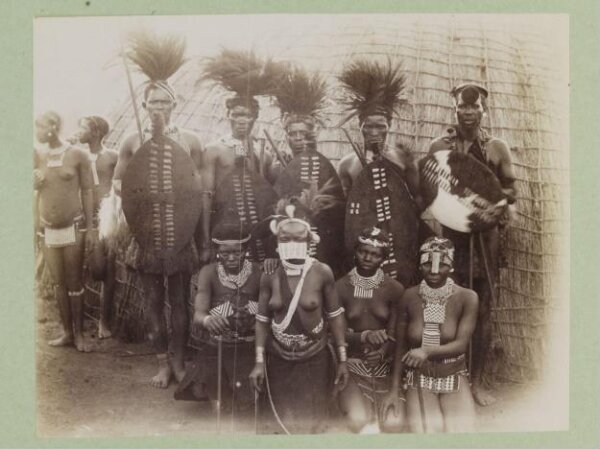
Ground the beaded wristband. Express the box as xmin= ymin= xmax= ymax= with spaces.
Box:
xmin=256 ymin=346 xmax=265 ymax=364
xmin=337 ymin=345 xmax=347 ymax=362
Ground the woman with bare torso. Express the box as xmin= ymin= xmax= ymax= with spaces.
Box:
xmin=336 ymin=227 xmax=405 ymax=433
xmin=249 ymin=202 xmax=348 ymax=434
xmin=75 ymin=115 xmax=118 ymax=339
xmin=382 ymin=237 xmax=478 ymax=433
xmin=34 ymin=111 xmax=95 ymax=352
xmin=175 ymin=222 xmax=261 ymax=420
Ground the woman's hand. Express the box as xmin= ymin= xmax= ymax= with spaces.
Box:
xmin=85 ymin=228 xmax=98 ymax=252
xmin=363 ymin=329 xmax=389 ymax=346
xmin=363 ymin=347 xmax=386 ymax=366
xmin=402 ymin=347 xmax=429 ymax=368
xmin=202 ymin=315 xmax=229 ymax=335
xmin=379 ymin=391 xmax=407 ymax=424
xmin=334 ymin=362 xmax=349 ymax=391
xmin=34 ymin=169 xmax=45 ymax=190
xmin=262 ymin=258 xmax=279 ymax=275
xmin=249 ymin=363 xmax=265 ymax=392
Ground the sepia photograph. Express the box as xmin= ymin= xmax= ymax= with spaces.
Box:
xmin=33 ymin=13 xmax=569 ymax=438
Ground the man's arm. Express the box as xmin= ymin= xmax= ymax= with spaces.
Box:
xmin=185 ymin=130 xmax=205 ymax=173
xmin=193 ymin=265 xmax=213 ymax=325
xmin=494 ymin=141 xmax=517 ymax=203
xmin=337 ymin=155 xmax=353 ymax=197
xmin=112 ymin=134 xmax=138 ymax=194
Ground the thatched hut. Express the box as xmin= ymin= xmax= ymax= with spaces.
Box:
xmin=103 ymin=15 xmax=568 ymax=384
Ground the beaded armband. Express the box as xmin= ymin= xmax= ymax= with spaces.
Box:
xmin=325 ymin=307 xmax=345 ymax=320
xmin=255 ymin=314 xmax=271 ymax=324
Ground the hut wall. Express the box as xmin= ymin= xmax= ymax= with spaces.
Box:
xmin=104 ymin=16 xmax=568 ymax=384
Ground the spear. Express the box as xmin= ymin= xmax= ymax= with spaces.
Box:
xmin=120 ymin=40 xmax=144 ymax=145
xmin=263 ymin=129 xmax=288 ymax=168
xmin=341 ymin=127 xmax=367 ymax=168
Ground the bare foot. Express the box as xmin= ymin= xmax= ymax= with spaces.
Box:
xmin=48 ymin=333 xmax=74 ymax=347
xmin=98 ymin=320 xmax=112 ymax=339
xmin=150 ymin=364 xmax=172 ymax=389
xmin=472 ymin=384 xmax=497 ymax=406
xmin=74 ymin=334 xmax=92 ymax=353
xmin=171 ymin=360 xmax=186 ymax=383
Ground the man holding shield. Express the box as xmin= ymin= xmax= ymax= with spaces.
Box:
xmin=426 ymin=83 xmax=517 ymax=405
xmin=338 ymin=59 xmax=423 ymax=288
xmin=112 ymin=31 xmax=204 ymax=388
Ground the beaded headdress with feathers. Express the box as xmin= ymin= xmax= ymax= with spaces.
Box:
xmin=338 ymin=58 xmax=407 ymax=124
xmin=272 ymin=64 xmax=328 ymax=131
xmin=200 ymin=49 xmax=285 ymax=114
xmin=125 ymin=29 xmax=187 ymax=101
xmin=269 ymin=179 xmax=344 ymax=242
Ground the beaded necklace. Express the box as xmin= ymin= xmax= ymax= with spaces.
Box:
xmin=349 ymin=267 xmax=385 ymax=299
xmin=217 ymin=259 xmax=252 ymax=290
xmin=419 ymin=278 xmax=454 ymax=346
xmin=46 ymin=144 xmax=67 ymax=168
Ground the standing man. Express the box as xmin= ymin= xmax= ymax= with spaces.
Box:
xmin=428 ymin=83 xmax=517 ymax=405
xmin=336 ymin=59 xmax=419 ymax=200
xmin=112 ymin=31 xmax=204 ymax=388
xmin=199 ymin=49 xmax=281 ymax=265
xmin=339 ymin=59 xmax=422 ymax=287
xmin=271 ymin=64 xmax=347 ymax=278
xmin=76 ymin=116 xmax=118 ymax=338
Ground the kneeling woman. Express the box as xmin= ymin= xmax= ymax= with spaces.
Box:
xmin=382 ymin=237 xmax=478 ymax=433
xmin=336 ymin=227 xmax=406 ymax=433
xmin=176 ymin=222 xmax=261 ymax=419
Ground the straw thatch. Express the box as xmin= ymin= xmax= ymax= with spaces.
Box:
xmin=103 ymin=16 xmax=567 ymax=385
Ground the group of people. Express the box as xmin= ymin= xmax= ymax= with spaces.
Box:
xmin=34 ymin=31 xmax=517 ymax=434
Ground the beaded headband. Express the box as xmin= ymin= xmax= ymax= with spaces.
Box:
xmin=357 ymin=226 xmax=389 ymax=248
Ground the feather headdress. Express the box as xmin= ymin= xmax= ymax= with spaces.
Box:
xmin=338 ymin=58 xmax=407 ymax=124
xmin=125 ymin=29 xmax=187 ymax=101
xmin=269 ymin=179 xmax=344 ymax=242
xmin=272 ymin=64 xmax=328 ymax=130
xmin=200 ymin=49 xmax=285 ymax=113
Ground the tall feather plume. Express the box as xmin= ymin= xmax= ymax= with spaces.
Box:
xmin=199 ymin=48 xmax=285 ymax=97
xmin=126 ymin=29 xmax=186 ymax=82
xmin=338 ymin=58 xmax=407 ymax=122
xmin=272 ymin=64 xmax=328 ymax=122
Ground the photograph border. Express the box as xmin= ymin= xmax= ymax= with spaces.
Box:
xmin=1 ymin=0 xmax=598 ymax=447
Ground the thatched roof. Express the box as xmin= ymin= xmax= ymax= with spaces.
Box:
xmin=104 ymin=16 xmax=568 ymax=385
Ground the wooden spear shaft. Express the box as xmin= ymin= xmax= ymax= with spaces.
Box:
xmin=120 ymin=43 xmax=144 ymax=144
xmin=341 ymin=128 xmax=367 ymax=168
xmin=263 ymin=129 xmax=287 ymax=168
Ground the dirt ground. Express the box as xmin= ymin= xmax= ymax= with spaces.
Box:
xmin=36 ymin=296 xmax=558 ymax=438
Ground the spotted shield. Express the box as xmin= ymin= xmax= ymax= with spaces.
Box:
xmin=345 ymin=157 xmax=420 ymax=287
xmin=122 ymin=135 xmax=202 ymax=265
